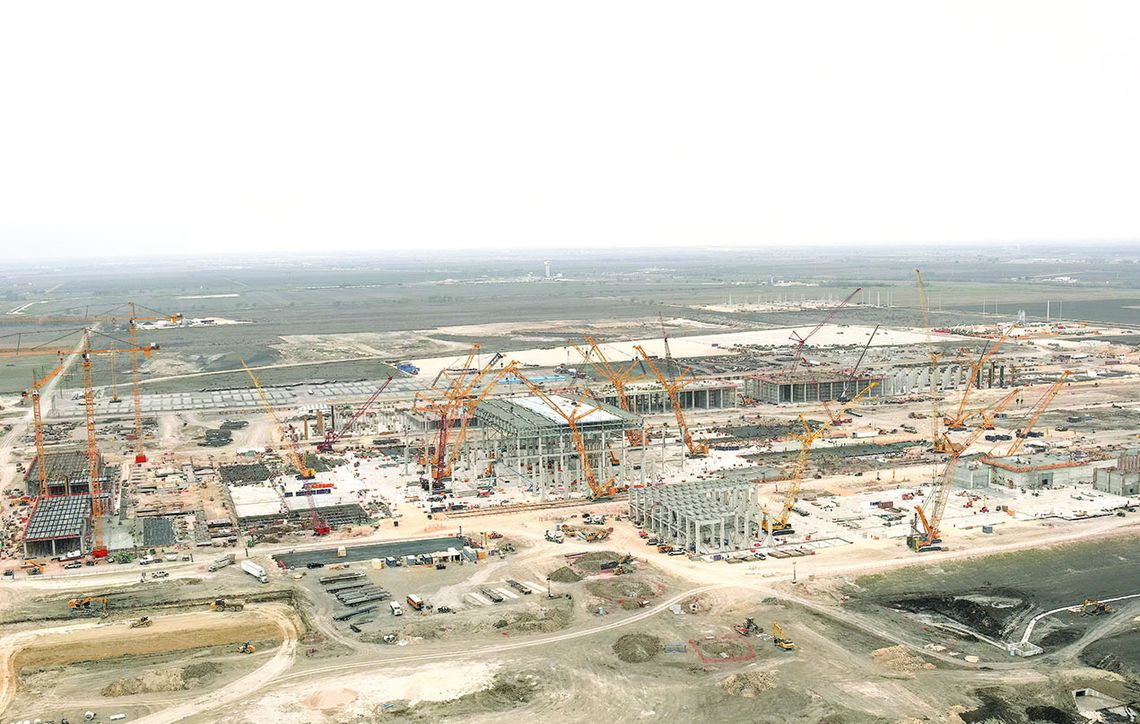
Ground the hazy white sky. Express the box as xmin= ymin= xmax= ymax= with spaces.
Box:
xmin=1 ymin=2 xmax=1138 ymax=258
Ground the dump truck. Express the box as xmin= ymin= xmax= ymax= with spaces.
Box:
xmin=208 ymin=553 xmax=236 ymax=572
xmin=241 ymin=559 xmax=268 ymax=583
xmin=210 ymin=598 xmax=245 ymax=612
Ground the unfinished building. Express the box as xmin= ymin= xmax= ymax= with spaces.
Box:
xmin=744 ymin=372 xmax=884 ymax=405
xmin=23 ymin=447 xmax=114 ymax=498
xmin=474 ymin=394 xmax=642 ymax=498
xmin=23 ymin=494 xmax=106 ymax=558
xmin=628 ymin=480 xmax=764 ymax=555
xmin=595 ymin=379 xmax=738 ymax=414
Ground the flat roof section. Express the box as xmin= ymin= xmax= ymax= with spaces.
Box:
xmin=476 ymin=394 xmax=640 ymax=437
xmin=508 ymin=394 xmax=620 ymax=425
xmin=24 ymin=495 xmax=103 ymax=541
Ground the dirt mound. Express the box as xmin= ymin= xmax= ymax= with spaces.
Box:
xmin=586 ymin=578 xmax=656 ymax=609
xmin=613 ymin=634 xmax=660 ymax=663
xmin=871 ymin=646 xmax=934 ymax=674
xmin=717 ymin=669 xmax=777 ymax=697
xmin=696 ymin=638 xmax=753 ymax=660
xmin=103 ymin=669 xmax=185 ymax=696
xmin=547 ymin=566 xmax=583 ymax=583
xmin=572 ymin=551 xmax=621 ymax=571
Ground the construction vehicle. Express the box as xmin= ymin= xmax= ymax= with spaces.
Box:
xmin=210 ymin=598 xmax=245 ymax=612
xmin=633 ymin=345 xmax=708 ymax=457
xmin=208 ymin=553 xmax=236 ymax=572
xmin=908 ymin=417 xmax=994 ymax=552
xmin=1005 ymin=371 xmax=1072 ymax=457
xmin=573 ymin=336 xmax=644 ymax=446
xmin=22 ymin=559 xmax=46 ymax=575
xmin=839 ymin=324 xmax=879 ymax=402
xmin=772 ymin=621 xmax=795 ymax=651
xmin=237 ymin=641 xmax=256 ymax=654
xmin=513 ymin=369 xmax=619 ymax=499
xmin=130 ymin=616 xmax=152 ymax=628
xmin=241 ymin=559 xmax=269 ymax=583
xmin=1081 ymin=599 xmax=1112 ymax=616
xmin=943 ymin=325 xmax=1017 ymax=428
xmin=735 ymin=617 xmax=761 ymax=637
xmin=762 ymin=382 xmax=878 ymax=536
xmin=544 ymin=530 xmax=565 ymax=543
xmin=68 ymin=596 xmax=109 ymax=616
xmin=315 ymin=375 xmax=394 ymax=452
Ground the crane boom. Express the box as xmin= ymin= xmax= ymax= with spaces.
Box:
xmin=572 ymin=336 xmax=644 ymax=446
xmin=632 ymin=345 xmax=708 ymax=457
xmin=241 ymin=361 xmax=315 ymax=480
xmin=765 ymin=382 xmax=878 ymax=533
xmin=512 ymin=370 xmax=615 ymax=500
xmin=1005 ymin=371 xmax=1071 ymax=456
xmin=788 ymin=288 xmax=861 ymax=374
xmin=316 ymin=375 xmax=394 ymax=452
xmin=915 ymin=270 xmax=943 ymax=451
xmin=944 ymin=325 xmax=1017 ymax=427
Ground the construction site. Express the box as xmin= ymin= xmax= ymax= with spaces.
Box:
xmin=0 ymin=256 xmax=1138 ymax=724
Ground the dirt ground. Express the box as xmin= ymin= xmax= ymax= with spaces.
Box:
xmin=14 ymin=611 xmax=282 ymax=670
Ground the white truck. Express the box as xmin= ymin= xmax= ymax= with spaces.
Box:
xmin=240 ymin=559 xmax=269 ymax=584
xmin=209 ymin=553 xmax=236 ymax=572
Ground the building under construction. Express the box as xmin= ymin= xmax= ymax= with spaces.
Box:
xmin=744 ymin=371 xmax=884 ymax=405
xmin=595 ymin=379 xmax=737 ymax=414
xmin=22 ymin=493 xmax=108 ymax=558
xmin=474 ymin=394 xmax=642 ymax=499
xmin=23 ymin=447 xmax=114 ymax=498
xmin=629 ymin=479 xmax=764 ymax=555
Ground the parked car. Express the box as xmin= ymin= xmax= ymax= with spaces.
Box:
xmin=64 ymin=562 xmax=83 ymax=570
xmin=151 ymin=570 xmax=170 ymax=578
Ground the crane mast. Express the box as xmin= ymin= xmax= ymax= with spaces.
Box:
xmin=914 ymin=270 xmax=945 ymax=452
xmin=633 ymin=345 xmax=708 ymax=457
xmin=944 ymin=325 xmax=1017 ymax=428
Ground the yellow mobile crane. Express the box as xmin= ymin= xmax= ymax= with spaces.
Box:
xmin=632 ymin=345 xmax=708 ymax=457
xmin=512 ymin=370 xmax=618 ymax=500
xmin=762 ymin=382 xmax=878 ymax=536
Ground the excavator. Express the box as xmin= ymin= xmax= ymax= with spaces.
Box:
xmin=68 ymin=596 xmax=109 ymax=616
xmin=773 ymin=621 xmax=795 ymax=651
xmin=237 ymin=641 xmax=256 ymax=654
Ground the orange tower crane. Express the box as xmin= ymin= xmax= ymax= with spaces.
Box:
xmin=1004 ymin=371 xmax=1072 ymax=457
xmin=25 ymin=357 xmax=66 ymax=495
xmin=443 ymin=360 xmax=516 ymax=478
xmin=512 ymin=370 xmax=618 ymax=500
xmin=632 ymin=345 xmax=708 ymax=457
xmin=572 ymin=336 xmax=644 ymax=446
xmin=78 ymin=329 xmax=161 ymax=556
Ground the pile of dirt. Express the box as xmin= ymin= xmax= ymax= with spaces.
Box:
xmin=717 ymin=669 xmax=777 ymax=698
xmin=101 ymin=663 xmax=218 ymax=697
xmin=547 ymin=566 xmax=583 ymax=583
xmin=871 ymin=646 xmax=934 ymax=673
xmin=572 ymin=551 xmax=621 ymax=571
xmin=586 ymin=578 xmax=656 ymax=609
xmin=613 ymin=634 xmax=660 ymax=663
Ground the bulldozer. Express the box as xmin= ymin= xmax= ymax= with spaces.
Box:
xmin=129 ymin=616 xmax=152 ymax=628
xmin=237 ymin=641 xmax=256 ymax=654
xmin=1081 ymin=599 xmax=1112 ymax=616
xmin=210 ymin=598 xmax=245 ymax=612
xmin=773 ymin=621 xmax=795 ymax=651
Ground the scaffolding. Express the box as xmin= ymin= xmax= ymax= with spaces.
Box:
xmin=629 ymin=480 xmax=765 ymax=555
